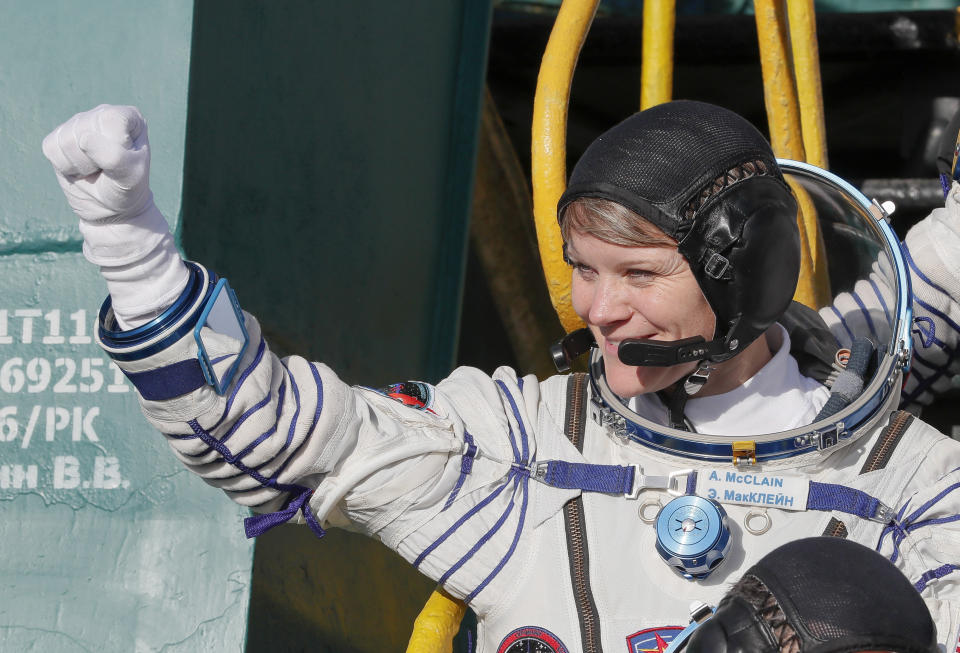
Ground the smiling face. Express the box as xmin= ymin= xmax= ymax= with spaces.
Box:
xmin=567 ymin=228 xmax=716 ymax=398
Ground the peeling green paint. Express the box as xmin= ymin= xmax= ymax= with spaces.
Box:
xmin=0 ymin=3 xmax=253 ymax=651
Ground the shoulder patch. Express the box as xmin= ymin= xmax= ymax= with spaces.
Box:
xmin=626 ymin=626 xmax=683 ymax=652
xmin=376 ymin=380 xmax=435 ymax=411
xmin=497 ymin=626 xmax=569 ymax=653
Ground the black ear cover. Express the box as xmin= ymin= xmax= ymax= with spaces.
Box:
xmin=679 ymin=175 xmax=800 ymax=359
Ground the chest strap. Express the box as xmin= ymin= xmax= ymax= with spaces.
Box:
xmin=859 ymin=410 xmax=914 ymax=474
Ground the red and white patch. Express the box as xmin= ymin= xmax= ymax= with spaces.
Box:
xmin=497 ymin=626 xmax=569 ymax=653
xmin=375 ymin=380 xmax=435 ymax=412
xmin=626 ymin=626 xmax=683 ymax=653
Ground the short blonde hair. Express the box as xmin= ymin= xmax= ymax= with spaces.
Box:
xmin=559 ymin=197 xmax=677 ymax=248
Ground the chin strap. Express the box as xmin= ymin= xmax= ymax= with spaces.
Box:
xmin=660 ymin=361 xmax=713 ymax=432
xmin=660 ymin=388 xmax=694 ymax=431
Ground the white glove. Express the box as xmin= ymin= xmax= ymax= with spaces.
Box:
xmin=42 ymin=105 xmax=154 ymax=222
xmin=43 ymin=105 xmax=189 ymax=329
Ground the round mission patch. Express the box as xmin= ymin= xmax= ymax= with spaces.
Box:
xmin=497 ymin=626 xmax=569 ymax=653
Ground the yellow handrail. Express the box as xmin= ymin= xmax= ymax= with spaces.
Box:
xmin=755 ymin=0 xmax=831 ymax=309
xmin=405 ymin=588 xmax=466 ymax=653
xmin=784 ymin=0 xmax=832 ymax=308
xmin=531 ymin=0 xmax=600 ymax=333
xmin=640 ymin=0 xmax=676 ymax=110
xmin=754 ymin=0 xmax=805 ymax=161
xmin=787 ymin=0 xmax=828 ymax=170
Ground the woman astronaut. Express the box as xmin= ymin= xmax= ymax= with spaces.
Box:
xmin=43 ymin=101 xmax=960 ymax=652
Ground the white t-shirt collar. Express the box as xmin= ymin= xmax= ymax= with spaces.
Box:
xmin=627 ymin=324 xmax=830 ymax=437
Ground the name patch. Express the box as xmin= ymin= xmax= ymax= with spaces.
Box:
xmin=696 ymin=469 xmax=808 ymax=510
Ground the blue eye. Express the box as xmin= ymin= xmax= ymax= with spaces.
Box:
xmin=570 ymin=262 xmax=596 ymax=279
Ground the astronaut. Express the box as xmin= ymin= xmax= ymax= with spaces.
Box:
xmin=43 ymin=101 xmax=960 ymax=653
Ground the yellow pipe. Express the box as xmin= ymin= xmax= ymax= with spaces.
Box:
xmin=786 ymin=178 xmax=831 ymax=308
xmin=532 ymin=0 xmax=600 ymax=333
xmin=755 ymin=0 xmax=830 ymax=309
xmin=640 ymin=0 xmax=676 ymax=110
xmin=784 ymin=0 xmax=831 ymax=306
xmin=787 ymin=0 xmax=828 ymax=169
xmin=754 ymin=0 xmax=805 ymax=161
xmin=405 ymin=588 xmax=466 ymax=653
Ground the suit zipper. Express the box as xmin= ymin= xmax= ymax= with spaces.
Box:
xmin=563 ymin=374 xmax=602 ymax=653
xmin=823 ymin=517 xmax=849 ymax=538
xmin=860 ymin=410 xmax=913 ymax=474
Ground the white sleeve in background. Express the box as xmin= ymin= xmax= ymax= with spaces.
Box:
xmin=819 ymin=181 xmax=960 ymax=407
xmin=901 ymin=183 xmax=960 ymax=406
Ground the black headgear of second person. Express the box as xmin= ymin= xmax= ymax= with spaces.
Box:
xmin=686 ymin=537 xmax=938 ymax=653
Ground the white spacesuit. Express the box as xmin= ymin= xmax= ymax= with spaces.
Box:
xmin=43 ymin=104 xmax=960 ymax=653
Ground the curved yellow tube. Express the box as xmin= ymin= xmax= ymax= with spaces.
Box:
xmin=754 ymin=0 xmax=805 ymax=161
xmin=787 ymin=0 xmax=828 ymax=170
xmin=786 ymin=178 xmax=831 ymax=308
xmin=531 ymin=0 xmax=600 ymax=333
xmin=756 ymin=0 xmax=830 ymax=309
xmin=405 ymin=588 xmax=466 ymax=653
xmin=640 ymin=0 xmax=676 ymax=111
xmin=783 ymin=0 xmax=831 ymax=307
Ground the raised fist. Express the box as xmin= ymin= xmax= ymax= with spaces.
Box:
xmin=42 ymin=105 xmax=187 ymax=326
xmin=42 ymin=104 xmax=153 ymax=223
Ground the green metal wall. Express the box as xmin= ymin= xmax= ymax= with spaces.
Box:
xmin=0 ymin=1 xmax=253 ymax=651
xmin=1 ymin=0 xmax=490 ymax=651
xmin=180 ymin=2 xmax=491 ymax=650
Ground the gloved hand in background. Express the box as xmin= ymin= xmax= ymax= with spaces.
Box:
xmin=42 ymin=104 xmax=188 ymax=330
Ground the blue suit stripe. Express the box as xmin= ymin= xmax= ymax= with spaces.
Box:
xmin=212 ymin=338 xmax=267 ymax=429
xmin=904 ymin=244 xmax=951 ymax=299
xmin=437 ymin=473 xmax=520 ymax=587
xmin=465 ymin=474 xmax=530 ymax=603
xmin=413 ymin=475 xmax=514 ymax=570
xmin=187 ymin=418 xmax=301 ymax=495
xmin=495 ymin=380 xmax=529 ymax=464
xmin=829 ymin=306 xmax=856 ymax=344
xmin=850 ymin=290 xmax=879 ymax=340
xmin=868 ymin=277 xmax=892 ymax=324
